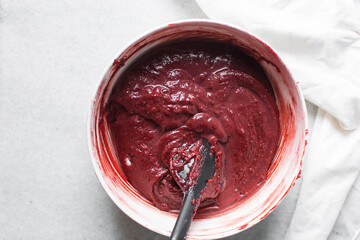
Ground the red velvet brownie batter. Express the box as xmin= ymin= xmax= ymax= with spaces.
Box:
xmin=106 ymin=40 xmax=280 ymax=213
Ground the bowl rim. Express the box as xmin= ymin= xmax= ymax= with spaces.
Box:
xmin=87 ymin=18 xmax=308 ymax=239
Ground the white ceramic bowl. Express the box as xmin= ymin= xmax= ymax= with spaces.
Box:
xmin=88 ymin=19 xmax=307 ymax=239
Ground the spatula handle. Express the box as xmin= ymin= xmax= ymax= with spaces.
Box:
xmin=169 ymin=190 xmax=195 ymax=240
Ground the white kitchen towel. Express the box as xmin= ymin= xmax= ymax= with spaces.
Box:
xmin=329 ymin=173 xmax=360 ymax=240
xmin=284 ymin=109 xmax=360 ymax=239
xmin=195 ymin=0 xmax=360 ymax=239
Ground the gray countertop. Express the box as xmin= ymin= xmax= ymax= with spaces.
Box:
xmin=0 ymin=0 xmax=317 ymax=239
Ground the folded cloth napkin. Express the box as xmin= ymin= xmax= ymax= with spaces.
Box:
xmin=195 ymin=0 xmax=360 ymax=239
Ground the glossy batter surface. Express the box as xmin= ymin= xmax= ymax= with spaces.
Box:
xmin=106 ymin=40 xmax=280 ymax=214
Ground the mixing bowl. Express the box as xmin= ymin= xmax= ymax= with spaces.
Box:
xmin=88 ymin=19 xmax=307 ymax=239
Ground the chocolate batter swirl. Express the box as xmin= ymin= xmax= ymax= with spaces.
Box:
xmin=106 ymin=40 xmax=280 ymax=213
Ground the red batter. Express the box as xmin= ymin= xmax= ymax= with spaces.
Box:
xmin=106 ymin=40 xmax=280 ymax=214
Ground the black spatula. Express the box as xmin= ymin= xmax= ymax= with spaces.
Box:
xmin=170 ymin=138 xmax=216 ymax=240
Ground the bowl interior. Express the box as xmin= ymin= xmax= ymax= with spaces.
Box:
xmin=88 ymin=20 xmax=307 ymax=239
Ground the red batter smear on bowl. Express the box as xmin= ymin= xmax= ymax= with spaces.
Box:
xmin=106 ymin=40 xmax=280 ymax=214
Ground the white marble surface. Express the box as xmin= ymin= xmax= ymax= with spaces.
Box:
xmin=0 ymin=1 xmax=317 ymax=239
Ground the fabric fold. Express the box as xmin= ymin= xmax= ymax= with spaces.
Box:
xmin=284 ymin=109 xmax=360 ymax=239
